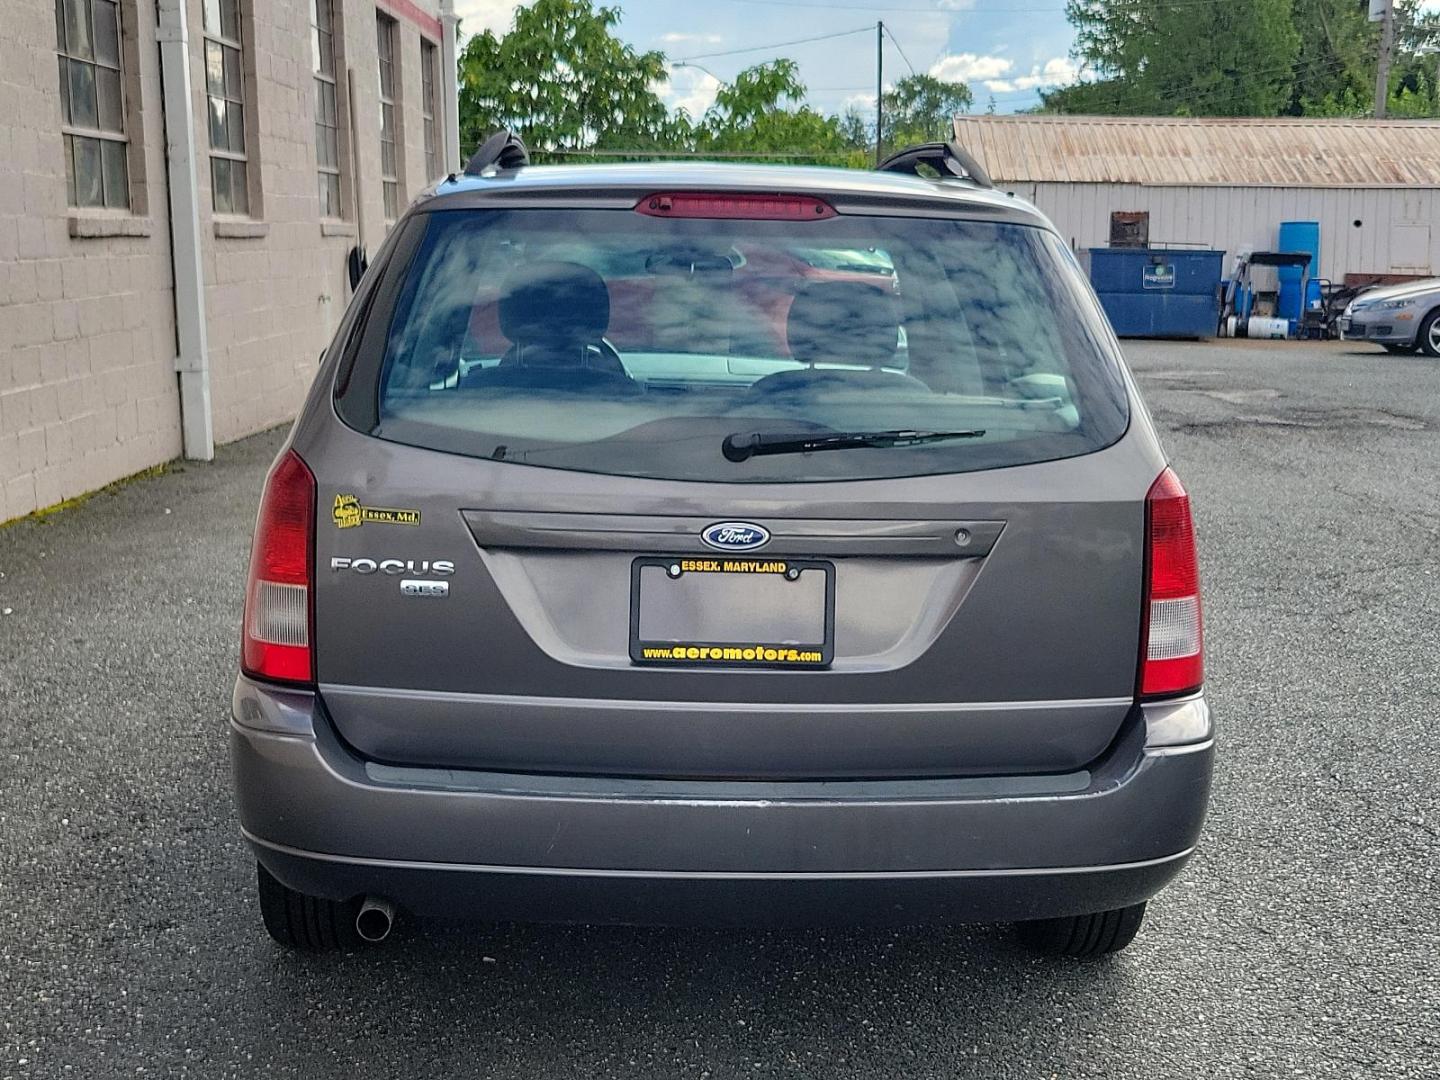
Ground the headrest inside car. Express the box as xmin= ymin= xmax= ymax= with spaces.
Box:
xmin=498 ymin=261 xmax=610 ymax=344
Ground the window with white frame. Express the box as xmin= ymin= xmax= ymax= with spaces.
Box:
xmin=376 ymin=14 xmax=400 ymax=220
xmin=202 ymin=0 xmax=249 ymax=214
xmin=311 ymin=0 xmax=343 ymax=217
xmin=421 ymin=39 xmax=439 ymax=181
xmin=55 ymin=0 xmax=130 ymax=209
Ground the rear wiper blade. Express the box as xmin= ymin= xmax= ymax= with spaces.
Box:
xmin=721 ymin=427 xmax=985 ymax=463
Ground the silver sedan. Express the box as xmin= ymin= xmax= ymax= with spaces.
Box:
xmin=1340 ymin=279 xmax=1440 ymax=357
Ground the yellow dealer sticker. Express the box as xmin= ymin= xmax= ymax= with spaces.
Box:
xmin=674 ymin=558 xmax=790 ymax=574
xmin=332 ymin=494 xmax=421 ymax=530
xmin=639 ymin=644 xmax=825 ymax=664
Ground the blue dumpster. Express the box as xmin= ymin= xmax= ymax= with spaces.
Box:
xmin=1086 ymin=248 xmax=1225 ymax=339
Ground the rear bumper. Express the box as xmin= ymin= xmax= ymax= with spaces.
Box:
xmin=231 ymin=676 xmax=1214 ymax=924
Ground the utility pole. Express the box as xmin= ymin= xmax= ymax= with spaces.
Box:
xmin=875 ymin=21 xmax=884 ymax=166
xmin=1374 ymin=0 xmax=1395 ymax=119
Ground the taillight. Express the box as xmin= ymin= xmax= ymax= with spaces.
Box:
xmin=635 ymin=192 xmax=837 ymax=220
xmin=1140 ymin=467 xmax=1203 ymax=698
xmin=241 ymin=449 xmax=315 ymax=685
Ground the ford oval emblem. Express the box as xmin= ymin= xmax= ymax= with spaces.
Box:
xmin=701 ymin=521 xmax=771 ymax=552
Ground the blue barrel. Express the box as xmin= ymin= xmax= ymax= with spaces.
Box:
xmin=1086 ymin=248 xmax=1226 ymax=338
xmin=1277 ymin=221 xmax=1320 ymax=327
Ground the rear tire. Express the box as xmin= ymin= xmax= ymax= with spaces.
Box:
xmin=1015 ymin=902 xmax=1146 ymax=957
xmin=256 ymin=862 xmax=362 ymax=951
xmin=1419 ymin=310 xmax=1440 ymax=358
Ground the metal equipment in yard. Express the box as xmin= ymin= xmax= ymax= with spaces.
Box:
xmin=1221 ymin=250 xmax=1315 ymax=339
xmin=1221 ymin=249 xmax=1374 ymax=341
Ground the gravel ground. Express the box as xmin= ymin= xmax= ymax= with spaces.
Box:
xmin=1 ymin=338 xmax=1437 ymax=1079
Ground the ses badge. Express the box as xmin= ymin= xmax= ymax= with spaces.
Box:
xmin=330 ymin=556 xmax=454 ymax=599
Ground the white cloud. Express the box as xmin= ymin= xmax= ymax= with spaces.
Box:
xmin=1016 ymin=57 xmax=1081 ymax=89
xmin=986 ymin=56 xmax=1082 ymax=93
xmin=835 ymin=92 xmax=879 ymax=127
xmin=1039 ymin=56 xmax=1082 ymax=82
xmin=453 ymin=0 xmax=521 ymax=38
xmin=658 ymin=32 xmax=723 ymax=46
xmin=930 ymin=52 xmax=1082 ymax=97
xmin=659 ymin=63 xmax=721 ymax=118
xmin=937 ymin=0 xmax=978 ymax=9
xmin=929 ymin=53 xmax=1014 ymax=83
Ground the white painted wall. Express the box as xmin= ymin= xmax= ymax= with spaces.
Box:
xmin=1006 ymin=182 xmax=1439 ymax=283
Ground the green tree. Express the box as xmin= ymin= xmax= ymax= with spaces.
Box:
xmin=1040 ymin=77 xmax=1126 ymax=113
xmin=457 ymin=0 xmax=686 ymax=160
xmin=1057 ymin=0 xmax=1301 ymax=115
xmin=881 ymin=74 xmax=973 ymax=149
xmin=1288 ymin=0 xmax=1376 ymax=114
xmin=695 ymin=60 xmax=862 ymax=164
xmin=1287 ymin=0 xmax=1436 ymax=115
xmin=1047 ymin=0 xmax=1439 ymax=117
xmin=838 ymin=105 xmax=872 ymax=150
xmin=1388 ymin=0 xmax=1440 ymax=114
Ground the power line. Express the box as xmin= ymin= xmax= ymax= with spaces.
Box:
xmin=710 ymin=0 xmax=1301 ymax=12
xmin=882 ymin=23 xmax=919 ymax=77
xmin=715 ymin=0 xmax=1065 ymax=10
xmin=675 ymin=25 xmax=874 ymax=62
xmin=1000 ymin=57 xmax=1355 ymax=113
xmin=672 ymin=0 xmax=1348 ymax=93
xmin=544 ymin=147 xmax=860 ymax=159
xmin=981 ymin=52 xmax=1356 ymax=102
xmin=653 ymin=18 xmax=1391 ymax=126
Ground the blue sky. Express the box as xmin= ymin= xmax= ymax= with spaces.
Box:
xmin=454 ymin=0 xmax=1086 ymax=118
xmin=455 ymin=0 xmax=1440 ymax=123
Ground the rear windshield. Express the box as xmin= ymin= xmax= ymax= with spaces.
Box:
xmin=343 ymin=205 xmax=1129 ymax=483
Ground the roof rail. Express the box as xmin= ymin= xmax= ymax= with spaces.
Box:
xmin=876 ymin=140 xmax=994 ymax=189
xmin=463 ymin=129 xmax=530 ymax=176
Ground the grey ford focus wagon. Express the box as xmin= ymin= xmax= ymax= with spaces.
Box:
xmin=232 ymin=136 xmax=1212 ymax=956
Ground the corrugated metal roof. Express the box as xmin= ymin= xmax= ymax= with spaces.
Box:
xmin=950 ymin=115 xmax=1440 ymax=188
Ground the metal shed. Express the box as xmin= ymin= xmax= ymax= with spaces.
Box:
xmin=951 ymin=116 xmax=1440 ymax=284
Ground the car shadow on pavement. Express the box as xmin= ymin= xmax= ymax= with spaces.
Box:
xmin=244 ymin=918 xmax=1136 ymax=1075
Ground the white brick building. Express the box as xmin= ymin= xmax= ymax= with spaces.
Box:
xmin=0 ymin=0 xmax=460 ymax=522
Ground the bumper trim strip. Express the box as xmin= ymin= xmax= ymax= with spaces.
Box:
xmin=242 ymin=828 xmax=1194 ymax=881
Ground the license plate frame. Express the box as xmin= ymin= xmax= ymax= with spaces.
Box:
xmin=629 ymin=555 xmax=835 ymax=669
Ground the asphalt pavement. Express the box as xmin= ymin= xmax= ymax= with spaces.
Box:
xmin=2 ymin=339 xmax=1438 ymax=1078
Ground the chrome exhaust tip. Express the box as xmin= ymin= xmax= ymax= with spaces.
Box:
xmin=355 ymin=897 xmax=395 ymax=943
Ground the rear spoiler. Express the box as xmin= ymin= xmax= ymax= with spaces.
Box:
xmin=464 ymin=129 xmax=530 ymax=176
xmin=876 ymin=140 xmax=994 ymax=189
